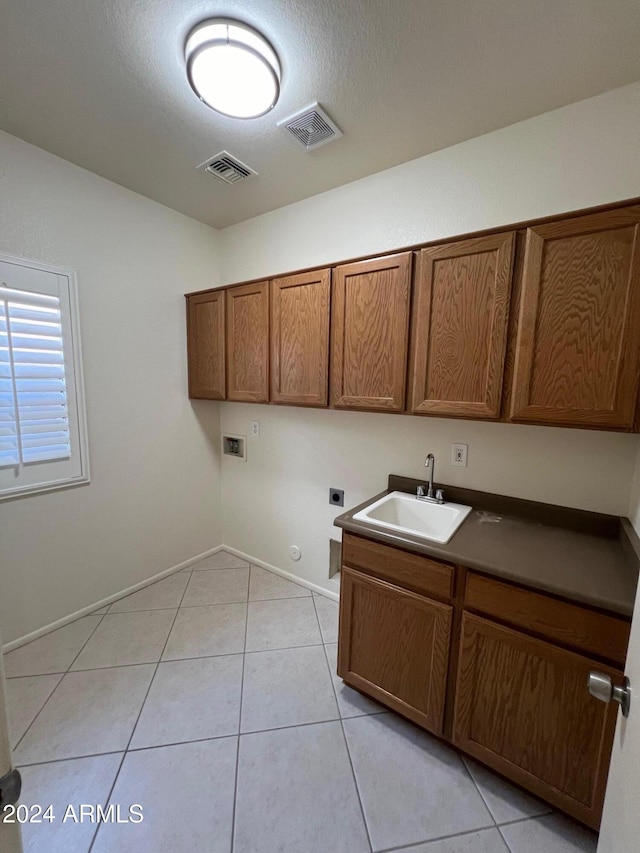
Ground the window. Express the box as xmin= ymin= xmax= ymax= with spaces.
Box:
xmin=0 ymin=254 xmax=89 ymax=499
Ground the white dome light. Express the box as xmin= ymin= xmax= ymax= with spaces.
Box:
xmin=185 ymin=19 xmax=281 ymax=119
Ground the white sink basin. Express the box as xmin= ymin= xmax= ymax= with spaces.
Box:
xmin=353 ymin=491 xmax=472 ymax=544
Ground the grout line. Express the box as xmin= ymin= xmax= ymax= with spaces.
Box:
xmin=12 ymin=641 xmax=334 ymax=683
xmin=6 ymin=671 xmax=67 ymax=680
xmin=460 ymin=755 xmax=499 ymax=827
xmin=88 ymin=572 xmax=192 ymax=853
xmin=86 ymin=749 xmax=128 ymax=852
xmin=338 ymin=715 xmax=373 ymax=853
xmin=230 ymin=583 xmax=250 ymax=853
xmin=497 ymin=823 xmax=515 ymax=852
xmin=19 ymin=717 xmax=381 ymax=770
xmin=17 ymin=749 xmax=125 ymax=770
xmin=179 ymin=593 xmax=313 ymax=609
xmin=66 ymin=612 xmax=109 ymax=671
xmin=11 ymin=612 xmax=109 ymax=755
xmin=100 ymin=594 xmax=316 ymax=618
xmin=313 ymin=597 xmax=372 ymax=853
xmin=495 ymin=811 xmax=554 ymax=828
xmin=12 ymin=702 xmax=401 ymax=766
xmin=376 ymin=824 xmax=506 ymax=853
xmin=105 ymin=605 xmax=181 ymax=614
xmin=7 ymin=673 xmax=63 ymax=755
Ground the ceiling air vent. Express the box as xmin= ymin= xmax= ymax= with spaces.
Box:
xmin=278 ymin=102 xmax=342 ymax=150
xmin=198 ymin=151 xmax=257 ymax=185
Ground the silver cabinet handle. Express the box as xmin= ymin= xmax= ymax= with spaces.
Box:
xmin=588 ymin=672 xmax=631 ymax=717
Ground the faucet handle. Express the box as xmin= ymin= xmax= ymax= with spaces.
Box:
xmin=435 ymin=489 xmax=444 ymax=503
xmin=417 ymin=485 xmax=425 ymax=497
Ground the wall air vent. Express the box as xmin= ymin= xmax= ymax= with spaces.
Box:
xmin=278 ymin=102 xmax=342 ymax=150
xmin=198 ymin=151 xmax=257 ymax=185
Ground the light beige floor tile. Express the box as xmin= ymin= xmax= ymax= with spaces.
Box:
xmin=313 ymin=594 xmax=339 ymax=643
xmin=234 ymin=721 xmax=369 ymax=853
xmin=464 ymin=757 xmax=552 ymax=824
xmin=181 ymin=567 xmax=249 ymax=606
xmin=92 ymin=737 xmax=237 ymax=853
xmin=19 ymin=753 xmax=123 ymax=853
xmin=245 ymin=598 xmax=321 ymax=652
xmin=248 ymin=565 xmax=310 ymax=600
xmin=343 ymin=713 xmax=493 ymax=850
xmin=324 ymin=643 xmax=384 ymax=718
xmin=6 ymin=674 xmax=62 ymax=748
xmin=14 ymin=665 xmax=155 ymax=764
xmin=3 ymin=616 xmax=102 ymax=677
xmin=400 ymin=828 xmax=510 ymax=852
xmin=241 ymin=646 xmax=338 ymax=733
xmin=500 ymin=813 xmax=598 ymax=852
xmin=130 ymin=655 xmax=243 ymax=748
xmin=108 ymin=574 xmax=189 ymax=612
xmin=191 ymin=551 xmax=249 ymax=570
xmin=162 ymin=603 xmax=247 ymax=660
xmin=71 ymin=610 xmax=176 ymax=670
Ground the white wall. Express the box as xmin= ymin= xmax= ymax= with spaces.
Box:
xmin=218 ymin=82 xmax=640 ymax=595
xmin=0 ymin=132 xmax=222 ymax=644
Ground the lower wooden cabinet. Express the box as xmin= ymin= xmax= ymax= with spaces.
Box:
xmin=453 ymin=612 xmax=620 ymax=829
xmin=338 ymin=565 xmax=452 ymax=735
xmin=337 ymin=535 xmax=631 ymax=830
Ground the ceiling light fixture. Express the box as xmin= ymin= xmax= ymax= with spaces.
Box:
xmin=185 ymin=19 xmax=281 ymax=119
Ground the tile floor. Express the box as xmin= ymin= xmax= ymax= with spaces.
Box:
xmin=3 ymin=551 xmax=599 ymax=853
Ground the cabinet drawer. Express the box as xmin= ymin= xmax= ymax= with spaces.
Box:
xmin=465 ymin=571 xmax=630 ymax=665
xmin=342 ymin=532 xmax=454 ymax=601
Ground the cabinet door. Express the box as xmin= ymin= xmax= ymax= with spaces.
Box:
xmin=511 ymin=207 xmax=640 ymax=428
xmin=331 ymin=253 xmax=412 ymax=411
xmin=453 ymin=612 xmax=621 ymax=829
xmin=226 ymin=281 xmax=269 ymax=403
xmin=409 ymin=233 xmax=515 ymax=418
xmin=338 ymin=565 xmax=452 ymax=735
xmin=271 ymin=269 xmax=331 ymax=406
xmin=186 ymin=291 xmax=226 ymax=400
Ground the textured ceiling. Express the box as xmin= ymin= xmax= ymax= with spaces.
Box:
xmin=2 ymin=0 xmax=640 ymax=228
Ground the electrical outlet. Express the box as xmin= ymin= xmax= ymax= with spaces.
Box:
xmin=451 ymin=443 xmax=468 ymax=467
xmin=251 ymin=421 xmax=260 ymax=437
xmin=329 ymin=488 xmax=344 ymax=507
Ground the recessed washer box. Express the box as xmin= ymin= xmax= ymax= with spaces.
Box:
xmin=222 ymin=434 xmax=246 ymax=460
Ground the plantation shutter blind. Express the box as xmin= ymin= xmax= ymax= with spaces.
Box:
xmin=0 ymin=286 xmax=71 ymax=466
xmin=0 ymin=256 xmax=89 ymax=499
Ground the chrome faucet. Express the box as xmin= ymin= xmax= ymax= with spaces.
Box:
xmin=417 ymin=454 xmax=444 ymax=504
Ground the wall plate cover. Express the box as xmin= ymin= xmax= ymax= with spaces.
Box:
xmin=451 ymin=443 xmax=468 ymax=467
xmin=329 ymin=488 xmax=344 ymax=506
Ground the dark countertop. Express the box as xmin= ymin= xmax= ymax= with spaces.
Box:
xmin=334 ymin=476 xmax=640 ymax=618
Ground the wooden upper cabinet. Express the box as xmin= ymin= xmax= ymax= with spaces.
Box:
xmin=510 ymin=207 xmax=640 ymax=428
xmin=186 ymin=291 xmax=226 ymax=400
xmin=409 ymin=233 xmax=515 ymax=418
xmin=270 ymin=269 xmax=331 ymax=406
xmin=226 ymin=281 xmax=269 ymax=403
xmin=331 ymin=253 xmax=412 ymax=411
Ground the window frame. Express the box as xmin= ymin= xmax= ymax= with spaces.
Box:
xmin=0 ymin=252 xmax=90 ymax=500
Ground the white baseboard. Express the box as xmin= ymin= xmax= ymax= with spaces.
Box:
xmin=2 ymin=545 xmax=226 ymax=653
xmin=221 ymin=545 xmax=340 ymax=603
